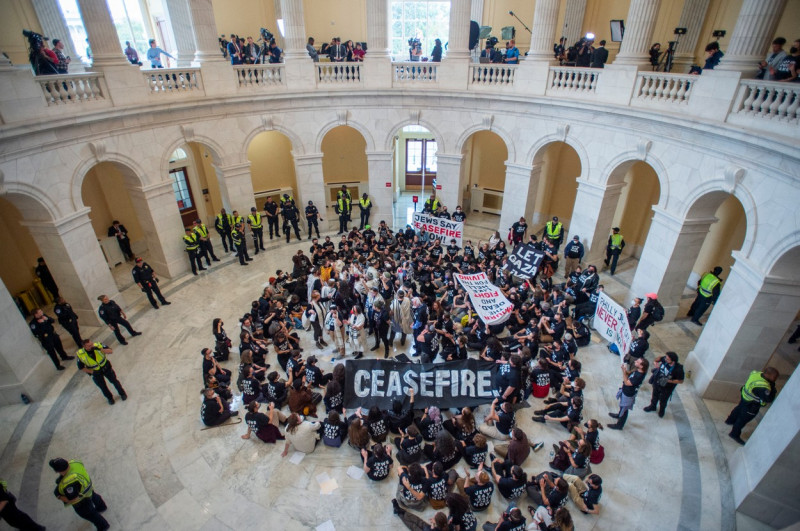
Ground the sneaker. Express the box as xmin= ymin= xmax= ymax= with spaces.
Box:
xmin=533 ymin=442 xmax=544 ymax=452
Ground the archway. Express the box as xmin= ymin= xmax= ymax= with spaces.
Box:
xmin=172 ymin=143 xmax=228 ymax=226
xmin=531 ymin=141 xmax=581 ymax=231
xmin=321 ymin=125 xmax=368 ymax=230
xmin=392 ymin=124 xmax=437 ymax=227
xmin=461 ymin=130 xmax=508 ymax=228
xmin=246 ymin=130 xmax=297 ymax=214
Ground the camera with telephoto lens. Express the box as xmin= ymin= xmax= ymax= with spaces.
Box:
xmin=485 ymin=36 xmax=499 ymax=48
xmin=260 ymin=27 xmax=274 ymax=42
xmin=22 ymin=29 xmax=44 ymax=51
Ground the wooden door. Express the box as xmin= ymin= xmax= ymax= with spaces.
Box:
xmin=169 ymin=168 xmax=198 ymax=228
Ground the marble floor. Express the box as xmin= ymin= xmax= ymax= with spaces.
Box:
xmin=0 ymin=216 xmax=771 ymax=531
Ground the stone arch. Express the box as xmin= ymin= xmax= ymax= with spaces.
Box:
xmin=526 ymin=134 xmax=589 ymax=180
xmin=455 ymin=122 xmax=516 ymax=162
xmin=242 ymin=121 xmax=305 ymax=159
xmin=597 ymin=148 xmax=669 ymax=209
xmin=382 ymin=118 xmax=446 ymax=153
xmin=765 ymin=232 xmax=800 ymax=280
xmin=314 ymin=117 xmax=376 ymax=154
xmin=71 ymin=152 xmax=149 ymax=212
xmin=0 ymin=182 xmax=60 ymax=221
xmin=160 ymin=134 xmax=226 ymax=180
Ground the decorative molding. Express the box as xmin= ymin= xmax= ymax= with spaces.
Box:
xmin=336 ymin=110 xmax=348 ymax=125
xmin=88 ymin=141 xmax=106 ymax=161
xmin=409 ymin=109 xmax=421 ymax=124
xmin=636 ymin=139 xmax=653 ymax=161
xmin=557 ymin=123 xmax=570 ymax=142
xmin=180 ymin=125 xmax=195 ymax=142
xmin=261 ymin=115 xmax=274 ymax=130
xmin=723 ymin=166 xmax=745 ymax=194
xmin=482 ymin=114 xmax=494 ymax=129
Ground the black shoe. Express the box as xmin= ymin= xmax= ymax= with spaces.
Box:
xmin=728 ymin=433 xmax=745 ymax=445
xmin=391 ymin=499 xmax=405 ymax=516
xmin=384 ymin=350 xmax=389 ymax=359
xmin=489 ymin=453 xmax=496 ymax=462
xmin=56 ymin=365 xmax=66 ymax=371
xmin=255 ymin=250 xmax=259 ymax=255
xmin=643 ymin=406 xmax=656 ymax=412
xmin=162 ymin=301 xmax=172 ymax=305
xmin=247 ymin=258 xmax=254 ymax=261
xmin=152 ymin=305 xmax=159 ymax=310
xmin=533 ymin=442 xmax=544 ymax=452
xmin=533 ymin=409 xmax=545 ymax=415
xmin=532 ymin=416 xmax=545 ymax=423
xmin=213 ymin=258 xmax=220 ymax=262
xmin=658 ymin=410 xmax=665 ymax=418
xmin=231 ymin=410 xmax=239 ymax=417
xmin=108 ymin=397 xmax=115 ymax=405
xmin=132 ymin=331 xmax=142 ymax=336
xmin=543 ymin=398 xmax=556 ymax=404
xmin=120 ymin=393 xmax=128 ymax=401
xmin=609 ymin=412 xmax=619 ymax=419
xmin=691 ymin=320 xmax=703 ymax=326
xmin=724 ymin=418 xmax=734 ymax=425
xmin=193 ymin=272 xmax=198 ymax=276
xmin=370 ymin=346 xmax=379 ymax=352
xmin=315 ymin=341 xmax=323 ymax=349
xmin=608 ymin=423 xmax=623 ymax=430
xmin=120 ymin=341 xmax=129 ymax=346
xmin=320 ymin=340 xmax=329 ymax=347
xmin=199 ymin=267 xmax=207 ymax=271
xmin=354 ymin=353 xmax=364 ymax=360
xmin=62 ymin=355 xmax=76 ymax=361
xmin=552 ymin=443 xmax=559 ymax=454
xmin=260 ymin=247 xmax=265 ymax=251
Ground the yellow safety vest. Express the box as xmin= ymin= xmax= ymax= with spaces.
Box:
xmin=231 ymin=229 xmax=243 ymax=245
xmin=360 ymin=198 xmax=371 ymax=208
xmin=280 ymin=195 xmax=294 ymax=205
xmin=183 ymin=233 xmax=199 ymax=251
xmin=215 ymin=214 xmax=233 ymax=230
xmin=741 ymin=370 xmax=770 ymax=406
xmin=610 ymin=233 xmax=623 ymax=249
xmin=337 ymin=198 xmax=348 ymax=214
xmin=698 ymin=272 xmax=721 ymax=298
xmin=76 ymin=342 xmax=108 ymax=370
xmin=546 ymin=221 xmax=563 ymax=239
xmin=233 ymin=216 xmax=243 ymax=226
xmin=248 ymin=213 xmax=262 ymax=229
xmin=194 ymin=224 xmax=209 ymax=238
xmin=57 ymin=460 xmax=93 ymax=501
xmin=425 ymin=198 xmax=440 ymax=211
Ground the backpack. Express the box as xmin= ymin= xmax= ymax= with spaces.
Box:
xmin=652 ymin=302 xmax=664 ymax=322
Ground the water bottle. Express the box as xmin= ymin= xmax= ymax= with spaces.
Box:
xmin=549 ymin=450 xmax=555 ymax=458
xmin=21 ymin=393 xmax=31 ymax=405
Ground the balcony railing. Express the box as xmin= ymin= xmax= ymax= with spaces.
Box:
xmin=634 ymin=72 xmax=693 ymax=105
xmin=36 ymin=72 xmax=107 ymax=106
xmin=469 ymin=65 xmax=516 ymax=87
xmin=393 ymin=62 xmax=439 ymax=84
xmin=143 ymin=68 xmax=203 ymax=94
xmin=731 ymin=80 xmax=800 ymax=124
xmin=317 ymin=64 xmax=362 ymax=85
xmin=547 ymin=67 xmax=599 ymax=94
xmin=234 ymin=64 xmax=285 ymax=89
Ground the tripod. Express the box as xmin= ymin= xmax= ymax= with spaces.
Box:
xmin=659 ymin=34 xmax=681 ymax=73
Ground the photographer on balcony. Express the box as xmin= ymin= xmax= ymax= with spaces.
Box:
xmin=575 ymin=35 xmax=594 ymax=67
xmin=24 ymin=30 xmax=59 ymax=76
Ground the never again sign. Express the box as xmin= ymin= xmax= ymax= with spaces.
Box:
xmin=344 ymin=359 xmax=498 ymax=409
xmin=455 ymin=272 xmax=514 ymax=325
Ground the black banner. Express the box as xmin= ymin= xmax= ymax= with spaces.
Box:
xmin=503 ymin=243 xmax=545 ymax=279
xmin=344 ymin=359 xmax=499 ymax=410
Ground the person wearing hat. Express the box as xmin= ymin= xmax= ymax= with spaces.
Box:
xmin=335 ymin=191 xmax=350 ymax=235
xmin=643 ymin=351 xmax=684 ymax=418
xmin=183 ymin=227 xmax=206 ymax=275
xmin=29 ymin=307 xmax=75 ymax=371
xmin=305 ymin=200 xmax=322 ymax=239
xmin=688 ymin=266 xmax=723 ymax=326
xmin=231 ymin=222 xmax=252 ymax=266
xmin=635 ymin=293 xmax=662 ymax=331
xmin=131 ymin=257 xmax=171 ymax=309
xmin=543 ymin=216 xmax=564 ymax=252
xmin=264 ymin=197 xmax=281 ymax=239
xmin=97 ymin=295 xmax=141 ymax=345
xmin=193 ymin=218 xmax=220 ymax=263
xmin=604 ymin=227 xmax=625 ymax=276
xmin=49 ymin=457 xmax=109 ymax=530
xmin=725 ymin=366 xmax=779 ymax=445
xmin=247 ymin=207 xmax=266 ymax=253
xmin=563 ymin=235 xmax=584 ymax=277
xmin=281 ymin=198 xmax=303 ymax=243
xmin=76 ymin=338 xmax=127 ymax=405
xmin=214 ymin=208 xmax=235 ymax=252
xmin=358 ymin=193 xmax=372 ymax=230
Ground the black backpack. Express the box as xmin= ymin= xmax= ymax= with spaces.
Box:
xmin=652 ymin=302 xmax=664 ymax=322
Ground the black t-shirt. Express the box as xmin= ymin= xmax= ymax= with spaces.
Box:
xmin=496 ymin=408 xmax=515 ymax=435
xmin=452 ymin=510 xmax=478 ymax=531
xmin=201 ymin=397 xmax=223 ymax=423
xmin=582 ymin=485 xmax=602 ymax=510
xmin=245 ymin=411 xmax=270 ymax=433
xmin=202 ymin=358 xmax=214 ymax=377
xmin=398 ymin=471 xmax=425 ymax=500
xmin=425 ymin=474 xmax=448 ymax=502
xmin=498 ymin=476 xmax=526 ymax=499
xmin=242 ymin=377 xmax=260 ymax=403
xmin=463 ymin=445 xmax=487 ymax=468
xmin=622 ymin=370 xmax=645 ymax=396
xmin=399 ymin=434 xmax=423 ymax=457
xmin=497 ymin=365 xmax=521 ymax=397
xmin=571 ymin=451 xmax=588 ymax=468
xmin=418 ymin=417 xmax=441 ymax=441
xmin=305 ymin=365 xmax=324 ymax=387
xmin=464 ymin=482 xmax=494 ymax=511
xmin=366 ymin=455 xmax=393 ymax=481
xmin=497 ymin=518 xmax=526 ymax=531
xmin=323 ymin=420 xmax=346 ymax=444
xmin=368 ymin=418 xmax=388 ymax=439
xmin=324 ymin=391 xmax=343 ymax=412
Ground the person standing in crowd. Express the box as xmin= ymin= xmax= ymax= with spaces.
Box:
xmin=390 ymin=289 xmax=414 ymax=348
xmin=146 ymin=39 xmax=174 ymax=68
xmin=131 ymin=257 xmax=171 ymax=310
xmin=0 ymin=478 xmax=46 ymax=530
xmin=358 ymin=193 xmax=372 ymax=229
xmin=35 ymin=256 xmax=59 ymax=300
xmin=263 ymin=197 xmax=281 ymax=240
xmin=49 ymin=457 xmax=109 ymax=531
xmin=590 ymin=40 xmax=608 ymax=68
xmin=306 ymin=37 xmax=319 ymax=61
xmin=76 ymin=339 xmax=127 ymax=405
xmin=644 ymin=352 xmax=684 ymax=417
xmin=227 ymin=34 xmax=243 ymax=64
xmin=608 ymin=358 xmax=648 ymax=430
xmin=29 ymin=308 xmax=75 ymax=371
xmin=604 ymin=227 xmax=625 ymax=275
xmin=336 ymin=191 xmax=351 ymax=235
xmin=431 ymin=39 xmax=443 ymax=62
xmin=635 ymin=293 xmax=662 ymax=331
xmin=372 ymin=299 xmax=392 ymax=358
xmin=725 ymin=367 xmax=779 ymax=445
xmin=215 ymin=208 xmax=234 ymax=252
xmin=247 ymin=207 xmax=266 ymax=254
xmin=193 ymin=219 xmax=220 ymax=263
xmin=54 ymin=297 xmax=83 ymax=348
xmin=563 ymin=236 xmax=584 ymax=278
xmin=626 ymin=297 xmax=642 ymax=331
xmin=543 ymin=216 xmax=564 ymax=252
xmin=688 ymin=266 xmax=723 ymax=325
xmin=107 ymin=220 xmax=133 ymax=261
xmin=510 ymin=217 xmax=528 ymax=247
xmin=231 ymin=222 xmax=252 ymax=266
xmin=97 ymin=294 xmax=141 ymax=345
xmin=183 ymin=227 xmax=206 ymax=275
xmin=305 ymin=200 xmax=322 ymax=239
xmin=124 ymin=41 xmax=142 ymax=65
xmin=759 ymin=37 xmax=787 ymax=80
xmin=282 ymin=199 xmax=303 ymax=243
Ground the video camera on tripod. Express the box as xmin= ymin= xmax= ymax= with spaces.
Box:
xmin=23 ymin=29 xmax=58 ymax=75
xmin=255 ymin=27 xmax=275 ymax=64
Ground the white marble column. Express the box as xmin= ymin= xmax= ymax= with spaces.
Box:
xmin=293 ymin=153 xmax=329 ymax=230
xmin=126 ymin=181 xmax=188 ymax=278
xmin=470 ymin=0 xmax=484 ymax=62
xmin=433 ymin=153 xmax=465 ymax=214
xmin=613 ymin=0 xmax=663 ymax=66
xmin=562 ymin=0 xmax=587 ymax=47
xmin=628 ymin=208 xmax=717 ymax=321
xmin=213 ymin=158 xmax=256 ymax=216
xmin=672 ymin=0 xmax=711 ymax=72
xmin=186 ymin=0 xmax=225 ymax=64
xmin=366 ymin=151 xmax=394 ymax=228
xmin=364 ymin=0 xmax=392 ymax=89
xmin=567 ymin=179 xmax=626 ymax=265
xmin=447 ymin=0 xmax=472 ymax=60
xmin=32 ymin=0 xmax=85 ymax=70
xmin=76 ymin=0 xmax=129 ymax=67
xmin=526 ymin=0 xmax=560 ymax=62
xmin=498 ymin=163 xmax=536 ymax=233
xmin=22 ymin=209 xmax=120 ymax=326
xmin=716 ymin=0 xmax=788 ymax=76
xmin=163 ymin=0 xmax=196 ymax=67
xmin=280 ymin=0 xmax=309 ymax=60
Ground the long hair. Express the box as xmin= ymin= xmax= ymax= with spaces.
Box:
xmin=286 ymin=413 xmax=302 ymax=434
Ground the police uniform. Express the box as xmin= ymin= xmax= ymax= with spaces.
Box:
xmin=335 ymin=192 xmax=350 ymax=235
xmin=54 ymin=300 xmax=83 ymax=348
xmin=543 ymin=217 xmax=564 ymax=252
xmin=29 ymin=313 xmax=74 ymax=369
xmin=247 ymin=209 xmax=266 ymax=252
xmin=725 ymin=370 xmax=777 ymax=442
xmin=305 ymin=202 xmax=321 ymax=239
xmin=423 ymin=196 xmax=440 ymax=214
xmin=688 ymin=268 xmax=722 ymax=325
xmin=194 ymin=222 xmax=220 ymax=263
xmin=76 ymin=342 xmax=127 ymax=404
xmin=604 ymin=228 xmax=625 ymax=275
xmin=358 ymin=195 xmax=372 ymax=229
xmin=231 ymin=224 xmax=252 ymax=265
xmin=214 ymin=211 xmax=234 ymax=252
xmin=264 ymin=199 xmax=281 ymax=238
xmin=131 ymin=260 xmax=170 ymax=309
xmin=183 ymin=229 xmax=206 ymax=275
xmin=50 ymin=459 xmax=109 ymax=530
xmin=0 ymin=479 xmax=45 ymax=530
xmin=35 ymin=261 xmax=59 ymax=299
xmin=98 ymin=298 xmax=140 ymax=345
xmin=282 ymin=200 xmax=302 ymax=242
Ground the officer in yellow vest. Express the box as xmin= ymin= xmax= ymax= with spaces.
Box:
xmin=0 ymin=478 xmax=45 ymax=530
xmin=543 ymin=216 xmax=564 ymax=252
xmin=231 ymin=222 xmax=252 ymax=266
xmin=358 ymin=193 xmax=372 ymax=229
xmin=193 ymin=219 xmax=220 ymax=263
xmin=423 ymin=194 xmax=440 ymax=214
xmin=214 ymin=208 xmax=234 ymax=252
xmin=247 ymin=207 xmax=265 ymax=253
xmin=604 ymin=227 xmax=626 ymax=275
xmin=76 ymin=338 xmax=127 ymax=405
xmin=232 ymin=210 xmax=244 ymax=228
xmin=183 ymin=227 xmax=206 ymax=275
xmin=725 ymin=367 xmax=778 ymax=445
xmin=49 ymin=457 xmax=109 ymax=530
xmin=688 ymin=266 xmax=723 ymax=326
xmin=335 ymin=192 xmax=350 ymax=235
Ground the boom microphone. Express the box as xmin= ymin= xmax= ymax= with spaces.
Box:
xmin=509 ymin=11 xmax=514 ymax=15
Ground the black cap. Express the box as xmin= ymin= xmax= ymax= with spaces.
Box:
xmin=49 ymin=458 xmax=69 ymax=472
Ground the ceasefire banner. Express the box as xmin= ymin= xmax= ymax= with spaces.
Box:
xmin=503 ymin=243 xmax=546 ymax=279
xmin=344 ymin=359 xmax=499 ymax=409
xmin=412 ymin=212 xmax=463 ymax=247
xmin=455 ymin=272 xmax=514 ymax=325
xmin=592 ymin=291 xmax=632 ymax=355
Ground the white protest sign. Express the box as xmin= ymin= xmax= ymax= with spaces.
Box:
xmin=592 ymin=291 xmax=632 ymax=355
xmin=413 ymin=212 xmax=463 ymax=247
xmin=455 ymin=272 xmax=514 ymax=325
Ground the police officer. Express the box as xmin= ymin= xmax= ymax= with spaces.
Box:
xmin=335 ymin=191 xmax=350 ymax=235
xmin=282 ymin=199 xmax=302 ymax=242
xmin=29 ymin=308 xmax=75 ymax=370
xmin=725 ymin=367 xmax=779 ymax=445
xmin=604 ymin=227 xmax=625 ymax=275
xmin=0 ymin=478 xmax=46 ymax=530
xmin=279 ymin=192 xmax=295 ymax=207
xmin=193 ymin=219 xmax=220 ymax=263
xmin=358 ymin=193 xmax=372 ymax=229
xmin=688 ymin=266 xmax=723 ymax=326
xmin=305 ymin=200 xmax=322 ymax=239
xmin=339 ymin=184 xmax=352 ymax=210
xmin=54 ymin=297 xmax=83 ymax=348
xmin=76 ymin=339 xmax=127 ymax=405
xmin=214 ymin=208 xmax=234 ymax=252
xmin=49 ymin=457 xmax=109 ymax=530
xmin=131 ymin=257 xmax=171 ymax=309
xmin=543 ymin=216 xmax=564 ymax=252
xmin=264 ymin=196 xmax=281 ymax=239
xmin=423 ymin=194 xmax=440 ymax=214
xmin=183 ymin=227 xmax=206 ymax=275
xmin=34 ymin=256 xmax=59 ymax=299
xmin=231 ymin=222 xmax=252 ymax=266
xmin=247 ymin=207 xmax=266 ymax=253
xmin=97 ymin=295 xmax=141 ymax=345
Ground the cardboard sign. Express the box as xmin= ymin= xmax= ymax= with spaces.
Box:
xmin=503 ymin=243 xmax=545 ymax=279
xmin=593 ymin=291 xmax=632 ymax=355
xmin=455 ymin=272 xmax=514 ymax=325
xmin=412 ymin=212 xmax=463 ymax=247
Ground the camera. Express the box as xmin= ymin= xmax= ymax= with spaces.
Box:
xmin=22 ymin=29 xmax=45 ymax=51
xmin=408 ymin=37 xmax=421 ymax=49
xmin=485 ymin=36 xmax=498 ymax=48
xmin=259 ymin=27 xmax=274 ymax=42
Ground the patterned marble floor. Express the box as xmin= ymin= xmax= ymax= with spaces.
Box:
xmin=0 ymin=219 xmax=758 ymax=531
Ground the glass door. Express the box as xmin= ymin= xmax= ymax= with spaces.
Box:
xmin=169 ymin=168 xmax=198 ymax=228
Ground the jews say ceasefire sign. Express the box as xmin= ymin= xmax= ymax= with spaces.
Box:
xmin=592 ymin=291 xmax=632 ymax=355
xmin=412 ymin=212 xmax=463 ymax=247
xmin=455 ymin=272 xmax=514 ymax=325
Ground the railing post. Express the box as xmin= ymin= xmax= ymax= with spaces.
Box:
xmin=594 ymin=64 xmax=639 ymax=105
xmin=686 ymin=69 xmax=742 ymax=121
